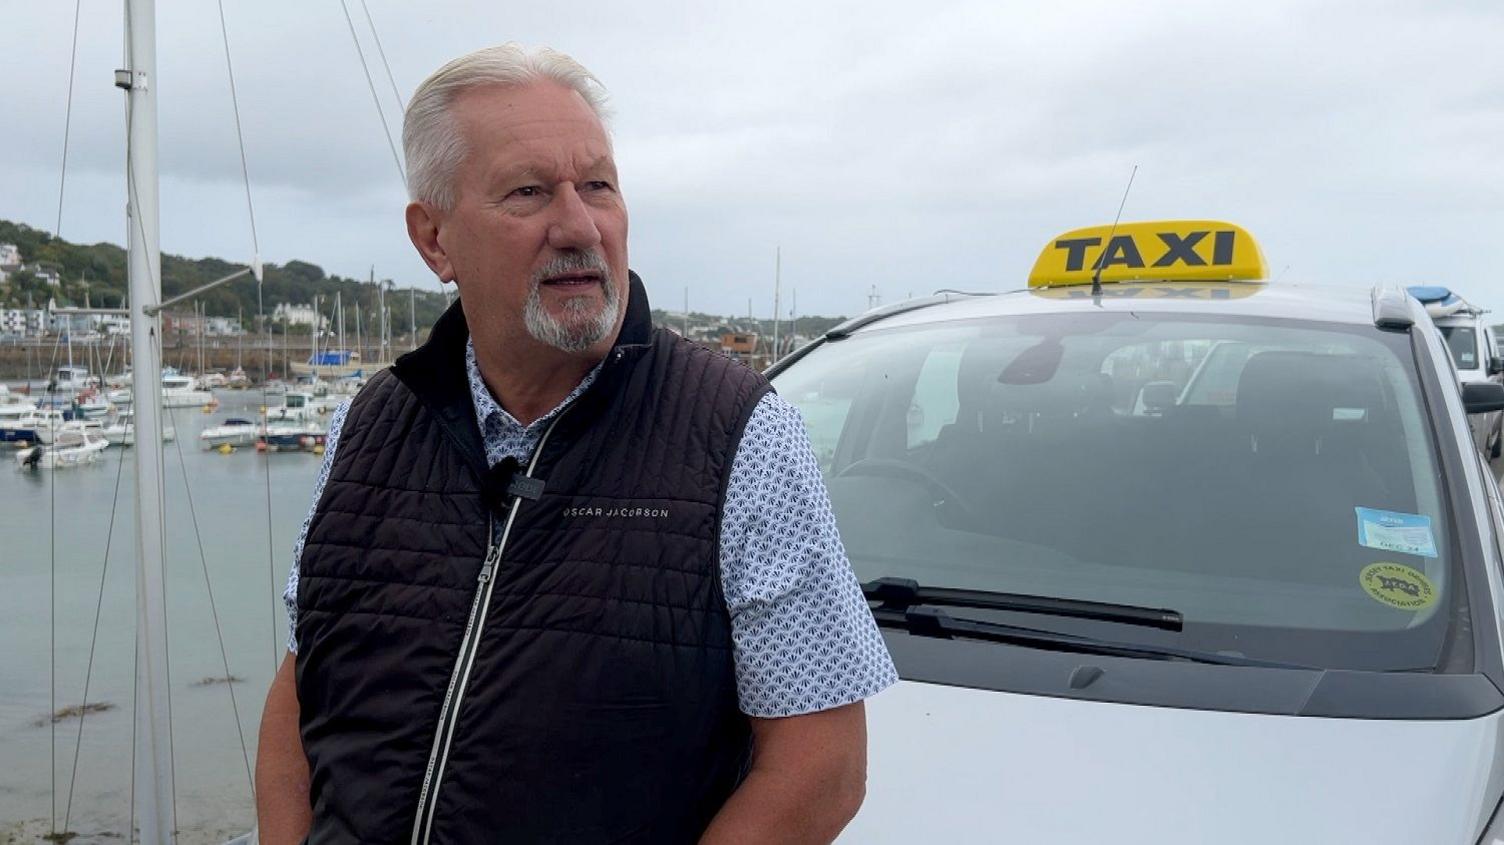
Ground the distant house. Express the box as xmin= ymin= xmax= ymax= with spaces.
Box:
xmin=25 ymin=264 xmax=62 ymax=287
xmin=719 ymin=332 xmax=759 ymax=355
xmin=0 ymin=243 xmax=21 ymax=271
xmin=273 ymin=302 xmax=328 ymax=333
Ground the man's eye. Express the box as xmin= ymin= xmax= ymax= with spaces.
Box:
xmin=583 ymin=180 xmax=614 ymax=192
xmin=510 ymin=186 xmax=543 ymax=198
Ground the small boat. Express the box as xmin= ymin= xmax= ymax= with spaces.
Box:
xmin=27 ymin=409 xmax=69 ymax=445
xmin=196 ymin=371 xmax=229 ymax=390
xmin=258 ymin=397 xmax=329 ymax=452
xmin=102 ymin=409 xmax=177 ymax=446
xmin=15 ymin=426 xmax=110 ymax=469
xmin=161 ymin=373 xmax=216 ymax=408
xmin=226 ymin=367 xmax=251 ymax=389
xmin=112 ymin=372 xmax=216 ymax=408
xmin=0 ymin=399 xmax=43 ymax=444
xmin=52 ymin=365 xmax=97 ymax=392
xmin=69 ymin=388 xmax=112 ymax=419
xmin=200 ymin=417 xmax=259 ymax=448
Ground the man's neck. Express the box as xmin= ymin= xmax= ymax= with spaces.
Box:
xmin=473 ymin=337 xmax=604 ymax=427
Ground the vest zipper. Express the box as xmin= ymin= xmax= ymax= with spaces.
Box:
xmin=409 ymin=413 xmax=569 ymax=844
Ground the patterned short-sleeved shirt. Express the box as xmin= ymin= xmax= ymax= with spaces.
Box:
xmin=285 ymin=340 xmax=896 ymax=717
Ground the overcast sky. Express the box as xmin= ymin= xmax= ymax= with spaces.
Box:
xmin=2 ymin=0 xmax=1502 ymax=319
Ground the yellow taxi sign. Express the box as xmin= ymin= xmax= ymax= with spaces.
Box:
xmin=1027 ymin=220 xmax=1268 ymax=287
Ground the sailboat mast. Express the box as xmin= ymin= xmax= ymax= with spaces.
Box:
xmin=121 ymin=0 xmax=176 ymax=839
xmin=771 ymin=246 xmax=781 ymax=365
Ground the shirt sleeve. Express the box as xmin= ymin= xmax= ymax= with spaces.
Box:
xmin=284 ymin=399 xmax=351 ymax=654
xmin=719 ymin=391 xmax=898 ymax=718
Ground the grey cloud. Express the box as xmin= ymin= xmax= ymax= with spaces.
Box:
xmin=2 ymin=0 xmax=1502 ymax=317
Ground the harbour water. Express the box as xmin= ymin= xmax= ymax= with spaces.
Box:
xmin=0 ymin=390 xmax=324 ymax=842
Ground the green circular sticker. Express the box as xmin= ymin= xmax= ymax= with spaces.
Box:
xmin=1359 ymin=563 xmax=1437 ymax=611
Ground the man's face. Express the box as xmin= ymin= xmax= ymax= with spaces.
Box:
xmin=430 ymin=81 xmax=628 ymax=357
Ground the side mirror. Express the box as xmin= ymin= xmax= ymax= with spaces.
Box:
xmin=1137 ymin=380 xmax=1178 ymax=414
xmin=1489 ymin=357 xmax=1503 ymax=376
xmin=1463 ymin=382 xmax=1504 ymax=415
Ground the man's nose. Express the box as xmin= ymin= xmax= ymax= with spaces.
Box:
xmin=546 ymin=184 xmax=602 ymax=252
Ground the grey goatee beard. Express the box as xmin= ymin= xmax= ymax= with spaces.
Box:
xmin=522 ymin=251 xmax=619 ymax=353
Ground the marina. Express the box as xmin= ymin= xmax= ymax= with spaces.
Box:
xmin=0 ymin=387 xmax=324 ymax=842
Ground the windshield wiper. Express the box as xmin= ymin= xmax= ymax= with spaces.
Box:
xmin=871 ymin=606 xmax=1313 ymax=670
xmin=864 ymin=577 xmax=1183 ymax=631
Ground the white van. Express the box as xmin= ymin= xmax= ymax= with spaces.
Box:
xmin=1433 ymin=310 xmax=1503 ymax=457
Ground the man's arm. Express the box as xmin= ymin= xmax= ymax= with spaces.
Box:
xmin=256 ymin=652 xmax=311 ymax=845
xmin=700 ymin=701 xmax=868 ymax=844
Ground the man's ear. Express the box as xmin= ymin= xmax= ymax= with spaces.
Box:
xmin=406 ymin=201 xmax=456 ymax=283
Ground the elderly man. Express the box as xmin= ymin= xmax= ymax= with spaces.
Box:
xmin=255 ymin=44 xmax=895 ymax=844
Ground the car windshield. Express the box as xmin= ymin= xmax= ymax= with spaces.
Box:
xmin=1439 ymin=325 xmax=1479 ymax=370
xmin=775 ymin=310 xmax=1467 ymax=673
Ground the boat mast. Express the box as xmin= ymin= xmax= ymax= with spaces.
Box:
xmin=120 ymin=0 xmax=176 ymax=838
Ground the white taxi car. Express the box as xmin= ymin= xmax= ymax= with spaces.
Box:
xmin=770 ymin=221 xmax=1504 ymax=844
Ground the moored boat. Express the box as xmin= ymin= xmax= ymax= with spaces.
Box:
xmin=199 ymin=417 xmax=259 ymax=448
xmin=15 ymin=426 xmax=110 ymax=469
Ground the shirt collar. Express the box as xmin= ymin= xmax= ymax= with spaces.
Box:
xmin=465 ymin=338 xmax=603 ymax=442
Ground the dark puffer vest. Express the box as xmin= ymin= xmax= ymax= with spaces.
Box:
xmin=295 ymin=275 xmax=770 ymax=843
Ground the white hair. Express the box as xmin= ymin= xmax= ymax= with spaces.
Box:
xmin=403 ymin=43 xmax=611 ymax=210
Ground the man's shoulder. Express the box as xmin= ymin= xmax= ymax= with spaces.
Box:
xmin=651 ymin=327 xmax=770 ymax=390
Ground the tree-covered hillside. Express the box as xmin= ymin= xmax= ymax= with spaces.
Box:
xmin=0 ymin=219 xmax=450 ymax=329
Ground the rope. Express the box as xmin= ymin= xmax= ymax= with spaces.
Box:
xmin=50 ymin=2 xmax=83 ymax=832
xmin=128 ymin=628 xmax=138 ymax=845
xmin=339 ymin=0 xmax=406 ymax=184
xmin=359 ymin=0 xmax=405 ymax=111
xmin=215 ymin=0 xmax=261 ymax=257
xmin=164 ymin=394 xmax=258 ymax=800
xmin=259 ymin=284 xmax=280 ymax=671
xmin=62 ymin=416 xmax=132 ymax=834
xmin=54 ymin=0 xmax=82 ymax=237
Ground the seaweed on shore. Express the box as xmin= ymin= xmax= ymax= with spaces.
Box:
xmin=32 ymin=701 xmax=115 ymax=728
xmin=191 ymin=674 xmax=245 ymax=687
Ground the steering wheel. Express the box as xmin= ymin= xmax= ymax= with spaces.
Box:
xmin=832 ymin=457 xmax=978 ymax=523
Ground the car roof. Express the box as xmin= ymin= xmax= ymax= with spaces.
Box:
xmin=834 ymin=282 xmax=1426 ymax=336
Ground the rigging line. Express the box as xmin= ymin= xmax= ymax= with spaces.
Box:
xmin=128 ymin=627 xmax=138 ymax=845
xmin=359 ymin=0 xmax=405 ymax=111
xmin=164 ymin=383 xmax=257 ymax=799
xmin=62 ymin=414 xmax=132 ymax=834
xmin=215 ymin=0 xmax=261 ymax=256
xmin=259 ymin=284 xmax=279 ymax=672
xmin=54 ymin=0 xmax=83 ymax=236
xmin=339 ymin=0 xmax=406 ymax=184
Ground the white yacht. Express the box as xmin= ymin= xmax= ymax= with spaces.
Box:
xmin=27 ymin=409 xmax=69 ymax=444
xmin=53 ymin=365 xmax=96 ymax=392
xmin=196 ymin=371 xmax=228 ymax=390
xmin=259 ymin=392 xmax=329 ymax=451
xmin=199 ymin=417 xmax=259 ymax=448
xmin=72 ymin=389 xmax=112 ymax=419
xmin=102 ymin=409 xmax=177 ymax=446
xmin=108 ymin=370 xmax=216 ymax=408
xmin=15 ymin=425 xmax=110 ymax=470
xmin=161 ymin=373 xmax=215 ymax=408
xmin=0 ymin=399 xmax=42 ymax=444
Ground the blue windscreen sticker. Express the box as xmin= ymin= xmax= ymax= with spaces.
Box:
xmin=1355 ymin=507 xmax=1438 ymax=559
